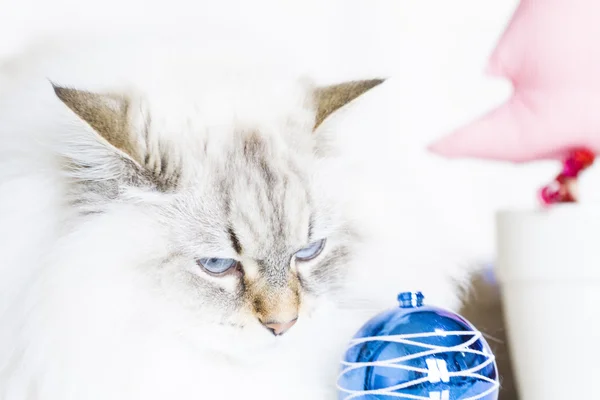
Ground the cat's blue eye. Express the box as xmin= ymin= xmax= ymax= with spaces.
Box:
xmin=196 ymin=258 xmax=239 ymax=275
xmin=295 ymin=239 xmax=326 ymax=262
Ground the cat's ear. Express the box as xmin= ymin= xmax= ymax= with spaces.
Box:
xmin=312 ymin=79 xmax=385 ymax=130
xmin=52 ymin=84 xmax=142 ymax=164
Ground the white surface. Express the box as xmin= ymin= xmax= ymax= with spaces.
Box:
xmin=498 ymin=205 xmax=600 ymax=400
xmin=498 ymin=205 xmax=600 ymax=280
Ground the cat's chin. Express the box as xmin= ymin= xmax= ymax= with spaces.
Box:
xmin=172 ymin=298 xmax=339 ymax=366
xmin=176 ymin=317 xmax=312 ymax=364
xmin=185 ymin=325 xmax=281 ymax=362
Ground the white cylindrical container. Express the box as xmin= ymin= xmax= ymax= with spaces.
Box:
xmin=497 ymin=205 xmax=600 ymax=400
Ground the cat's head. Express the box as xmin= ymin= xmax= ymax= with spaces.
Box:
xmin=52 ymin=76 xmax=383 ymax=347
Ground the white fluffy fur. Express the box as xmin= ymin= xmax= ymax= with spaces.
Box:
xmin=0 ymin=35 xmax=571 ymax=399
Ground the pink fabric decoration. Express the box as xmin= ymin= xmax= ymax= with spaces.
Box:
xmin=429 ymin=0 xmax=600 ymax=162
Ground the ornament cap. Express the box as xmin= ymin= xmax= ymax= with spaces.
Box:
xmin=397 ymin=291 xmax=424 ymax=308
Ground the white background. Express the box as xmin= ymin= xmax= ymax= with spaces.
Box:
xmin=1 ymin=0 xmax=543 ymax=182
xmin=1 ymin=0 xmax=519 ymax=127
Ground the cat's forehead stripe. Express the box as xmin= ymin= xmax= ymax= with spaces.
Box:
xmin=228 ymin=226 xmax=242 ymax=255
xmin=242 ymin=132 xmax=276 ymax=189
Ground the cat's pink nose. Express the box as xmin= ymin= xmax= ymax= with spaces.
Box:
xmin=262 ymin=318 xmax=298 ymax=336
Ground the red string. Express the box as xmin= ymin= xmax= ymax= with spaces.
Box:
xmin=539 ymin=148 xmax=595 ymax=205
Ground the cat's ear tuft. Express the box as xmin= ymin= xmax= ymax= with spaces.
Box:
xmin=52 ymin=84 xmax=140 ymax=163
xmin=313 ymin=79 xmax=385 ymax=130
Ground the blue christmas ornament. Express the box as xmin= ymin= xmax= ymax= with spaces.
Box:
xmin=338 ymin=292 xmax=499 ymax=400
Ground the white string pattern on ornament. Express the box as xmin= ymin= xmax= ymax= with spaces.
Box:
xmin=337 ymin=331 xmax=499 ymax=400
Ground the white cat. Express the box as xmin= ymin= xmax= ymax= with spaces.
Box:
xmin=0 ymin=35 xmax=552 ymax=399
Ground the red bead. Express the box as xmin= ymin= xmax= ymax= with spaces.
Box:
xmin=539 ymin=182 xmax=562 ymax=205
xmin=572 ymin=148 xmax=595 ymax=168
xmin=562 ymin=148 xmax=595 ymax=177
xmin=562 ymin=158 xmax=582 ymax=177
xmin=556 ymin=173 xmax=569 ymax=184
